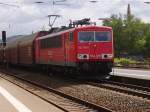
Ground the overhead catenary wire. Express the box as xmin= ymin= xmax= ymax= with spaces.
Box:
xmin=0 ymin=2 xmax=19 ymax=8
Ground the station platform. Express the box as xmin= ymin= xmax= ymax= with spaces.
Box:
xmin=111 ymin=68 xmax=150 ymax=80
xmin=0 ymin=77 xmax=64 ymax=112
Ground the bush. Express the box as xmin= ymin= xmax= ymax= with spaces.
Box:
xmin=114 ymin=58 xmax=136 ymax=66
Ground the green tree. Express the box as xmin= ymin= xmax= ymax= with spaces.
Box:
xmin=103 ymin=14 xmax=150 ymax=57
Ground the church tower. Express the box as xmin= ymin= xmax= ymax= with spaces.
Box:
xmin=127 ymin=4 xmax=131 ymax=20
xmin=127 ymin=4 xmax=131 ymax=16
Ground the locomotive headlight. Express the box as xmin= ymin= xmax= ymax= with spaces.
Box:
xmin=77 ymin=54 xmax=89 ymax=59
xmin=107 ymin=54 xmax=113 ymax=58
xmin=102 ymin=54 xmax=113 ymax=59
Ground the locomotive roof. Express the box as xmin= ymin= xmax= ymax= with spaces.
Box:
xmin=38 ymin=25 xmax=112 ymax=40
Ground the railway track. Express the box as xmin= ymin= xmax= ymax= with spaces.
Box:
xmin=0 ymin=70 xmax=113 ymax=112
xmin=87 ymin=80 xmax=150 ymax=99
xmin=68 ymin=74 xmax=150 ymax=99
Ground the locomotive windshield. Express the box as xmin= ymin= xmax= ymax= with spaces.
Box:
xmin=78 ymin=31 xmax=111 ymax=42
xmin=78 ymin=32 xmax=94 ymax=42
xmin=95 ymin=32 xmax=111 ymax=41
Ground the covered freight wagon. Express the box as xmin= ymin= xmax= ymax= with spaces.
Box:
xmin=5 ymin=31 xmax=48 ymax=65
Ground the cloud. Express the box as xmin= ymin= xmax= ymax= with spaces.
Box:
xmin=0 ymin=0 xmax=150 ymax=37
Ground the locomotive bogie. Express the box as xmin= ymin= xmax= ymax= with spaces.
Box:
xmin=76 ymin=61 xmax=113 ymax=73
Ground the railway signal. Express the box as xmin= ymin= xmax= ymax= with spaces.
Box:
xmin=2 ymin=31 xmax=6 ymax=47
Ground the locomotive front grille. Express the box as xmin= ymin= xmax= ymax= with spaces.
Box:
xmin=77 ymin=54 xmax=89 ymax=59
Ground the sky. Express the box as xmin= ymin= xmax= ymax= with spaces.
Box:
xmin=0 ymin=0 xmax=150 ymax=37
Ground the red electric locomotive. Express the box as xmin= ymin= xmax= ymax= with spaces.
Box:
xmin=36 ymin=26 xmax=114 ymax=76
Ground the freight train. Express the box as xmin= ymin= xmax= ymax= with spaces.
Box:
xmin=0 ymin=19 xmax=114 ymax=78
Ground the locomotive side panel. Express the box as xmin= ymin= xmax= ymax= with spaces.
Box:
xmin=38 ymin=34 xmax=65 ymax=65
xmin=34 ymin=31 xmax=51 ymax=64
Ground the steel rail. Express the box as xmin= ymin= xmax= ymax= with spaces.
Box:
xmin=103 ymin=80 xmax=150 ymax=92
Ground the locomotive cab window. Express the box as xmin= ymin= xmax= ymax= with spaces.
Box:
xmin=78 ymin=31 xmax=111 ymax=42
xmin=69 ymin=32 xmax=74 ymax=42
xmin=78 ymin=32 xmax=94 ymax=42
xmin=95 ymin=32 xmax=111 ymax=41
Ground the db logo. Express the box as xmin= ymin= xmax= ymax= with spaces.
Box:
xmin=90 ymin=54 xmax=101 ymax=58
